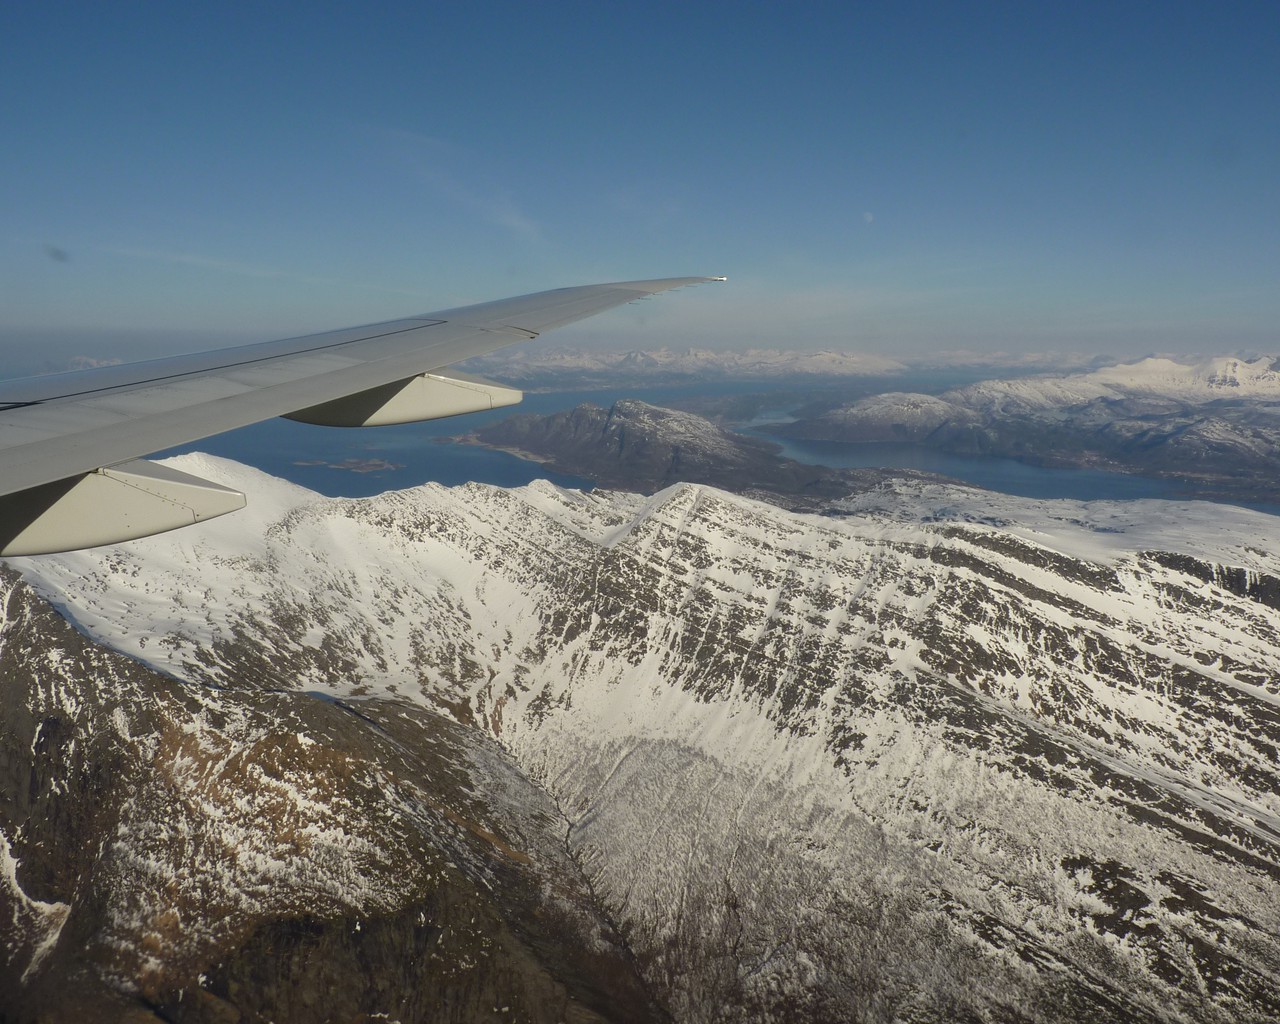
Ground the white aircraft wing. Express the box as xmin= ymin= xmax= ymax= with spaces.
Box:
xmin=0 ymin=276 xmax=723 ymax=555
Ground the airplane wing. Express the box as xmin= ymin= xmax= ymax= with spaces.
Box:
xmin=0 ymin=276 xmax=724 ymax=556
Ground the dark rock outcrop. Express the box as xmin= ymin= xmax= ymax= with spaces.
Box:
xmin=0 ymin=566 xmax=661 ymax=1024
xmin=465 ymin=399 xmax=952 ymax=506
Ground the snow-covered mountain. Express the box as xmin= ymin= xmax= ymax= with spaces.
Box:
xmin=951 ymin=356 xmax=1280 ymax=415
xmin=0 ymin=530 xmax=661 ymax=1021
xmin=779 ymin=356 xmax=1280 ymax=503
xmin=5 ymin=455 xmax=1280 ymax=1022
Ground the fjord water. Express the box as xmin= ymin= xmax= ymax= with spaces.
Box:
xmin=160 ymin=376 xmax=1190 ymax=505
xmin=755 ymin=433 xmax=1183 ymax=502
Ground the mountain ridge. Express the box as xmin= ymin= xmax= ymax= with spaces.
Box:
xmin=0 ymin=552 xmax=661 ymax=1022
xmin=6 ymin=454 xmax=1280 ymax=1021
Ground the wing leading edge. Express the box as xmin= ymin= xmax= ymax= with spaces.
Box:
xmin=0 ymin=276 xmax=724 ymax=555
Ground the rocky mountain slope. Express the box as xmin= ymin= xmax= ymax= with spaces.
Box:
xmin=5 ymin=454 xmax=1280 ymax=1022
xmin=0 ymin=555 xmax=659 ymax=1023
xmin=461 ymin=399 xmax=950 ymax=507
xmin=776 ymin=355 xmax=1280 ymax=503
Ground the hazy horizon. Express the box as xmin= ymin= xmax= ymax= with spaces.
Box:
xmin=0 ymin=321 xmax=1269 ymax=383
xmin=3 ymin=4 xmax=1278 ymax=364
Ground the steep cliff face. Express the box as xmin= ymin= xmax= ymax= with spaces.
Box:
xmin=0 ymin=563 xmax=660 ymax=1023
xmin=10 ymin=454 xmax=1280 ymax=1022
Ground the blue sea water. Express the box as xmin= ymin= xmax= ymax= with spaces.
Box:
xmin=155 ymin=378 xmax=1248 ymax=508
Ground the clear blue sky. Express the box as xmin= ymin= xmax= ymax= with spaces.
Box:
xmin=3 ymin=1 xmax=1278 ymax=372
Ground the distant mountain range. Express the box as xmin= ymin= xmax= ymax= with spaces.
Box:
xmin=773 ymin=355 xmax=1280 ymax=504
xmin=457 ymin=345 xmax=906 ymax=385
xmin=4 ymin=444 xmax=1280 ymax=1022
xmin=454 ymin=344 xmax=1164 ymax=389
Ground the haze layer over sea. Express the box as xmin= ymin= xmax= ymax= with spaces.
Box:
xmin=158 ymin=375 xmax=1202 ymax=507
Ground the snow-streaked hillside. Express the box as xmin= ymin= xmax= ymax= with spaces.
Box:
xmin=949 ymin=356 xmax=1280 ymax=415
xmin=0 ymin=552 xmax=657 ymax=1022
xmin=778 ymin=355 xmax=1280 ymax=503
xmin=1091 ymin=356 xmax=1280 ymax=394
xmin=9 ymin=454 xmax=1280 ymax=1022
